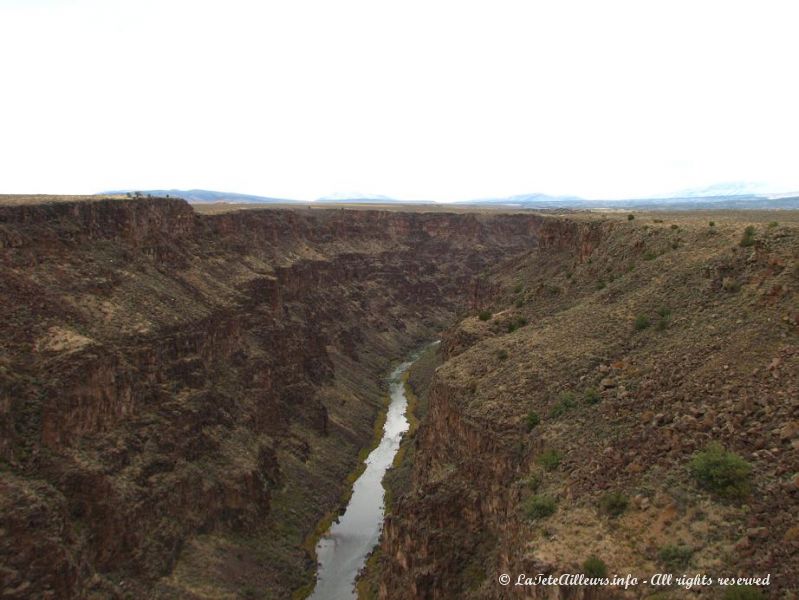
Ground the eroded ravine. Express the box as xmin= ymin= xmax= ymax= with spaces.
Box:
xmin=309 ymin=344 xmax=435 ymax=599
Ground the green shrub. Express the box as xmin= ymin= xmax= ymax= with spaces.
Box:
xmin=550 ymin=392 xmax=577 ymax=417
xmin=536 ymin=449 xmax=562 ymax=471
xmin=599 ymin=491 xmax=629 ymax=517
xmin=653 ymin=219 xmax=664 ymax=223
xmin=517 ymin=317 xmax=528 ymax=327
xmin=722 ymin=586 xmax=765 ymax=600
xmin=670 ymin=224 xmax=679 ymax=230
xmin=596 ymin=279 xmax=606 ymax=290
xmin=739 ymin=225 xmax=756 ymax=247
xmin=523 ymin=494 xmax=557 ymax=519
xmin=634 ymin=315 xmax=650 ymax=331
xmin=584 ymin=387 xmax=600 ymax=405
xmin=478 ymin=310 xmax=492 ymax=321
xmin=514 ymin=298 xmax=524 ymax=308
xmin=643 ymin=250 xmax=658 ymax=261
xmin=709 ymin=221 xmax=715 ymax=227
xmin=582 ymin=555 xmax=608 ymax=578
xmin=514 ymin=284 xmax=524 ymax=293
xmin=768 ymin=221 xmax=778 ymax=228
xmin=656 ymin=307 xmax=671 ymax=331
xmin=627 ymin=214 xmax=635 ymax=221
xmin=524 ymin=472 xmax=542 ymax=491
xmin=525 ymin=411 xmax=540 ymax=431
xmin=497 ymin=349 xmax=509 ymax=361
xmin=689 ymin=443 xmax=752 ymax=499
xmin=507 ymin=322 xmax=518 ymax=333
xmin=658 ymin=544 xmax=693 ymax=569
xmin=722 ymin=277 xmax=740 ymax=292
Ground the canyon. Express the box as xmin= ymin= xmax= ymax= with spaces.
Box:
xmin=1 ymin=197 xmax=797 ymax=599
xmin=0 ymin=196 xmax=547 ymax=599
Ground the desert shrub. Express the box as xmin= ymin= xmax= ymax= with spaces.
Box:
xmin=524 ymin=471 xmax=542 ymax=491
xmin=497 ymin=349 xmax=509 ymax=361
xmin=507 ymin=322 xmax=518 ymax=333
xmin=525 ymin=411 xmax=540 ymax=431
xmin=722 ymin=586 xmax=765 ymax=600
xmin=514 ymin=298 xmax=524 ymax=308
xmin=550 ymin=392 xmax=577 ymax=417
xmin=768 ymin=221 xmax=778 ymax=228
xmin=599 ymin=491 xmax=629 ymax=517
xmin=627 ymin=214 xmax=635 ymax=221
xmin=656 ymin=307 xmax=671 ymax=331
xmin=643 ymin=250 xmax=658 ymax=261
xmin=517 ymin=317 xmax=528 ymax=327
xmin=478 ymin=310 xmax=492 ymax=321
xmin=722 ymin=277 xmax=740 ymax=292
xmin=596 ymin=279 xmax=606 ymax=290
xmin=536 ymin=449 xmax=562 ymax=471
xmin=658 ymin=544 xmax=693 ymax=569
xmin=689 ymin=443 xmax=752 ymax=499
xmin=634 ymin=315 xmax=650 ymax=331
xmin=739 ymin=225 xmax=756 ymax=247
xmin=546 ymin=285 xmax=561 ymax=295
xmin=524 ymin=494 xmax=557 ymax=519
xmin=242 ymin=586 xmax=259 ymax=599
xmin=582 ymin=555 xmax=608 ymax=578
xmin=514 ymin=283 xmax=524 ymax=293
xmin=709 ymin=221 xmax=715 ymax=227
xmin=584 ymin=387 xmax=600 ymax=405
xmin=670 ymin=223 xmax=679 ymax=230
xmin=653 ymin=219 xmax=664 ymax=223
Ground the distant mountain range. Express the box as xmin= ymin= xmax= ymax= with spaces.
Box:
xmin=459 ymin=192 xmax=799 ymax=210
xmin=102 ymin=187 xmax=799 ymax=210
xmin=316 ymin=192 xmax=399 ymax=203
xmin=102 ymin=189 xmax=298 ymax=203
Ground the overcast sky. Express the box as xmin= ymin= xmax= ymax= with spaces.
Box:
xmin=1 ymin=0 xmax=797 ymax=201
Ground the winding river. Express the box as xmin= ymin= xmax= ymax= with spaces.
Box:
xmin=309 ymin=344 xmax=435 ymax=599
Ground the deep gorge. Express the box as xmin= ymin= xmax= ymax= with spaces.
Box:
xmin=0 ymin=198 xmax=570 ymax=599
xmin=3 ymin=198 xmax=797 ymax=600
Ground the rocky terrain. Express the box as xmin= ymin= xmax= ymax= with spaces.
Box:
xmin=1 ymin=198 xmax=797 ymax=600
xmin=0 ymin=196 xmax=553 ymax=599
xmin=375 ymin=213 xmax=799 ymax=599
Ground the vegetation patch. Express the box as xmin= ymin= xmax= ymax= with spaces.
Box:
xmin=525 ymin=411 xmax=540 ymax=431
xmin=536 ymin=449 xmax=562 ymax=471
xmin=478 ymin=310 xmax=492 ymax=321
xmin=599 ymin=491 xmax=629 ymax=517
xmin=739 ymin=225 xmax=756 ymax=247
xmin=550 ymin=391 xmax=577 ymax=417
xmin=658 ymin=544 xmax=693 ymax=569
xmin=722 ymin=586 xmax=765 ymax=600
xmin=523 ymin=494 xmax=557 ymax=520
xmin=582 ymin=555 xmax=608 ymax=578
xmin=583 ymin=387 xmax=600 ymax=405
xmin=689 ymin=442 xmax=752 ymax=500
xmin=655 ymin=307 xmax=671 ymax=331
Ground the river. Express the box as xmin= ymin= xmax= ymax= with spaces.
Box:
xmin=308 ymin=343 xmax=435 ymax=599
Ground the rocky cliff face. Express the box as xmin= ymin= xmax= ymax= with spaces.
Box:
xmin=0 ymin=198 xmax=553 ymax=599
xmin=377 ymin=215 xmax=799 ymax=599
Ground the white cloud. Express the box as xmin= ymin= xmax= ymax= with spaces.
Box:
xmin=1 ymin=0 xmax=797 ymax=200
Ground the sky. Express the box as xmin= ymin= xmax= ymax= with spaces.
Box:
xmin=1 ymin=0 xmax=797 ymax=201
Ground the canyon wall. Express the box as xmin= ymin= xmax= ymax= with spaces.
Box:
xmin=376 ymin=215 xmax=799 ymax=599
xmin=0 ymin=198 xmax=561 ymax=599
